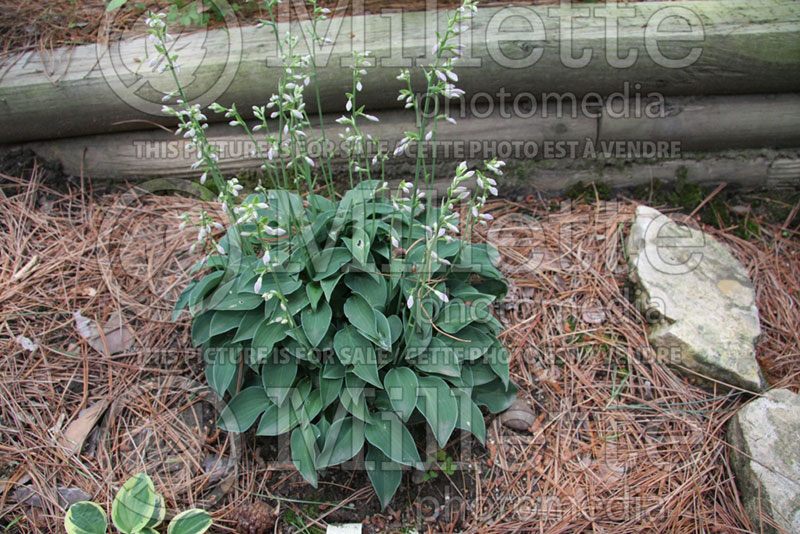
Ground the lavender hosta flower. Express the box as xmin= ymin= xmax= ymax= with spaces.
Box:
xmin=226 ymin=178 xmax=244 ymax=197
xmin=486 ymin=159 xmax=506 ymax=175
xmin=263 ymin=225 xmax=286 ymax=236
xmin=433 ymin=289 xmax=449 ymax=303
xmin=431 ymin=251 xmax=451 ymax=266
xmin=443 ymin=84 xmax=465 ymax=100
xmin=254 ymin=276 xmax=263 ymax=294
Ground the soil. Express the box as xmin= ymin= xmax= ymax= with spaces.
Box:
xmin=255 ymin=427 xmax=483 ymax=532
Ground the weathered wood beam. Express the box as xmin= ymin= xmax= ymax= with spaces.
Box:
xmin=1 ymin=0 xmax=799 ymax=143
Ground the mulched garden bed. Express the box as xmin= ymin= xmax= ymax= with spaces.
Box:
xmin=0 ymin=155 xmax=797 ymax=533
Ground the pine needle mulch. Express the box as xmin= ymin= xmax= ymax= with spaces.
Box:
xmin=0 ymin=161 xmax=797 ymax=533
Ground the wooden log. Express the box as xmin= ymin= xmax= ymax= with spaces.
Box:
xmin=599 ymin=94 xmax=800 ymax=150
xmin=1 ymin=0 xmax=799 ymax=143
xmin=20 ymin=105 xmax=595 ymax=179
xmin=14 ymin=93 xmax=800 ymax=193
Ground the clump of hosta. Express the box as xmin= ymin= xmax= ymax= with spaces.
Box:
xmin=173 ymin=168 xmax=517 ymax=507
xmin=65 ymin=473 xmax=211 ymax=534
xmin=156 ymin=0 xmax=517 ymax=508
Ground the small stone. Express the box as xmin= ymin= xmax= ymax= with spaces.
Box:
xmin=728 ymin=389 xmax=800 ymax=534
xmin=500 ymin=399 xmax=536 ymax=432
xmin=626 ymin=206 xmax=765 ymax=391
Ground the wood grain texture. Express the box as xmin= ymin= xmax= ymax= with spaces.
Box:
xmin=1 ymin=0 xmax=799 ymax=143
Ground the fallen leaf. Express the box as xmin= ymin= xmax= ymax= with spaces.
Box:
xmin=73 ymin=310 xmax=134 ymax=356
xmin=15 ymin=335 xmax=38 ymax=352
xmin=57 ymin=400 xmax=110 ymax=456
xmin=14 ymin=486 xmax=91 ymax=509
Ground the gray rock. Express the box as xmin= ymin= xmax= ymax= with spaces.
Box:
xmin=626 ymin=205 xmax=765 ymax=391
xmin=728 ymin=389 xmax=800 ymax=534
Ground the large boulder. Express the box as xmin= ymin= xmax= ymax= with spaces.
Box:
xmin=626 ymin=205 xmax=765 ymax=391
xmin=728 ymin=389 xmax=800 ymax=534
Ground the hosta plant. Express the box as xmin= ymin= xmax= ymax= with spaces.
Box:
xmin=64 ymin=473 xmax=212 ymax=534
xmin=153 ymin=0 xmax=519 ymax=508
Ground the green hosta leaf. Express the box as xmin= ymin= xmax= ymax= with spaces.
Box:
xmin=416 ymin=376 xmax=458 ymax=448
xmin=166 ymin=509 xmax=212 ymax=534
xmin=317 ymin=415 xmax=331 ymax=444
xmin=340 ymin=388 xmax=372 ymax=423
xmin=435 ymin=302 xmax=481 ymax=334
xmin=365 ymin=411 xmax=421 ymax=468
xmin=208 ymin=311 xmax=241 ymax=337
xmin=387 ymin=315 xmax=403 ymax=344
xmin=232 ymin=308 xmax=265 ymax=343
xmin=291 ymin=424 xmax=319 ymax=487
xmin=111 ymin=473 xmax=156 ymax=534
xmin=372 ymin=310 xmax=392 ymax=351
xmin=320 ymin=273 xmax=345 ymax=301
xmin=411 ymin=337 xmax=460 ymax=378
xmin=487 ymin=341 xmax=510 ymax=388
xmin=468 ymin=359 xmax=497 ymax=386
xmin=65 ymin=501 xmax=107 ymax=534
xmin=312 ymin=247 xmax=352 ymax=281
xmin=308 ymin=193 xmax=335 ymax=212
xmin=172 ymin=279 xmax=198 ymax=321
xmin=106 ymin=0 xmax=128 ymax=12
xmin=211 ymin=291 xmax=264 ymax=311
xmin=286 ymin=290 xmax=310 ymax=315
xmin=204 ymin=278 xmax=237 ymax=311
xmin=472 ymin=379 xmax=519 ymax=414
xmin=334 ymin=325 xmax=375 ymax=366
xmin=261 ymin=356 xmax=297 ymax=406
xmin=404 ymin=322 xmax=432 ymax=356
xmin=306 ymin=282 xmax=324 ymax=311
xmin=317 ymin=416 xmax=365 ymax=468
xmin=144 ymin=493 xmax=166 ymax=529
xmin=348 ymin=227 xmax=371 ymax=265
xmin=344 ymin=274 xmax=387 ymax=310
xmin=352 ymin=358 xmax=381 ymax=388
xmin=320 ymin=376 xmax=343 ymax=408
xmin=457 ymin=244 xmax=504 ymax=280
xmin=322 ymin=361 xmax=346 ymax=379
xmin=383 ymin=367 xmax=418 ymax=422
xmin=365 ymin=446 xmax=402 ymax=510
xmin=293 ymin=388 xmax=323 ymax=426
xmin=268 ymin=189 xmax=305 ymax=221
xmin=205 ymin=344 xmax=239 ymax=398
xmin=473 ymin=278 xmax=508 ymax=301
xmin=440 ymin=325 xmax=494 ymax=361
xmin=301 ymin=301 xmax=332 ymax=347
xmin=447 ymin=364 xmax=474 ymax=393
xmin=242 ymin=273 xmax=302 ymax=296
xmin=344 ymin=295 xmax=378 ymax=338
xmin=255 ymin=400 xmax=297 ymax=436
xmin=190 ymin=312 xmax=213 ymax=347
xmin=188 ymin=271 xmax=224 ymax=312
xmin=453 ymin=389 xmax=486 ymax=445
xmin=345 ymin=373 xmax=367 ymax=401
xmin=217 ymin=386 xmax=269 ymax=432
xmin=251 ymin=321 xmax=288 ymax=364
